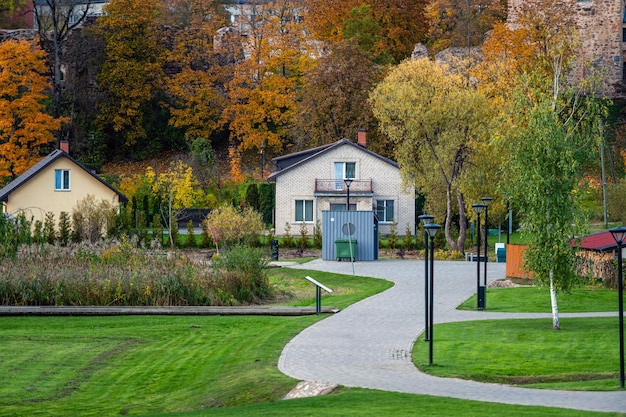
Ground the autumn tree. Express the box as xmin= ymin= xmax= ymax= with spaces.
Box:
xmin=369 ymin=57 xmax=494 ymax=252
xmin=425 ymin=0 xmax=507 ymax=55
xmin=476 ymin=1 xmax=578 ymax=106
xmin=61 ymin=23 xmax=107 ymax=166
xmin=162 ymin=0 xmax=230 ymax=146
xmin=150 ymin=161 xmax=202 ymax=247
xmin=293 ymin=41 xmax=383 ymax=151
xmin=95 ymin=0 xmax=165 ymax=148
xmin=304 ymin=0 xmax=427 ymax=63
xmin=205 ymin=204 xmax=264 ymax=249
xmin=223 ymin=0 xmax=311 ymax=162
xmin=0 ymin=0 xmax=22 ymax=15
xmin=0 ymin=40 xmax=66 ymax=182
xmin=0 ymin=0 xmax=28 ymax=28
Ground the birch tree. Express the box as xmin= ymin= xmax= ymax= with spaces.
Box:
xmin=496 ymin=0 xmax=608 ymax=329
xmin=501 ymin=75 xmax=607 ymax=329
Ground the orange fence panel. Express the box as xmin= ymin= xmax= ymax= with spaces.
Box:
xmin=505 ymin=244 xmax=533 ymax=279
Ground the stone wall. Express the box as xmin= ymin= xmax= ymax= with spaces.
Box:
xmin=508 ymin=0 xmax=625 ymax=97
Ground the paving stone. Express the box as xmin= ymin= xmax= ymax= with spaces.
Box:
xmin=279 ymin=259 xmax=626 ymax=413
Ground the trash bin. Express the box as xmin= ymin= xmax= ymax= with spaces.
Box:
xmin=335 ymin=238 xmax=357 ymax=261
xmin=270 ymin=239 xmax=279 ymax=261
xmin=496 ymin=247 xmax=506 ymax=263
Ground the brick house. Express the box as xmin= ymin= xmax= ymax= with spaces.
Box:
xmin=267 ymin=130 xmax=415 ymax=237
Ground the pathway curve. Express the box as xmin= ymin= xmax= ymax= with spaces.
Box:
xmin=278 ymin=259 xmax=626 ymax=413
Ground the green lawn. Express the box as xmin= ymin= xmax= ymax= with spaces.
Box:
xmin=428 ymin=280 xmax=622 ymax=390
xmin=1 ymin=267 xmax=623 ymax=416
xmin=266 ymin=267 xmax=393 ymax=309
xmin=458 ymin=285 xmax=618 ymax=312
xmin=413 ymin=317 xmax=622 ymax=390
xmin=146 ymin=388 xmax=621 ymax=417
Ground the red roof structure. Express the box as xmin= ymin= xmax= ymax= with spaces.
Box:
xmin=576 ymin=231 xmax=619 ymax=252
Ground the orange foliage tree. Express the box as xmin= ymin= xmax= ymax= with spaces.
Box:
xmin=304 ymin=0 xmax=428 ymax=63
xmin=223 ymin=0 xmax=311 ymax=158
xmin=95 ymin=0 xmax=165 ymax=147
xmin=425 ymin=0 xmax=507 ymax=55
xmin=477 ymin=1 xmax=577 ymax=97
xmin=0 ymin=40 xmax=66 ymax=182
xmin=162 ymin=0 xmax=229 ymax=144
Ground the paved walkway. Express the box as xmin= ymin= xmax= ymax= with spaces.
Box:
xmin=278 ymin=259 xmax=626 ymax=413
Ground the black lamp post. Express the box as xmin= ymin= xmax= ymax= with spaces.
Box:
xmin=424 ymin=222 xmax=441 ymax=365
xmin=610 ymin=226 xmax=626 ymax=388
xmin=419 ymin=214 xmax=434 ymax=341
xmin=473 ymin=203 xmax=486 ymax=310
xmin=481 ymin=197 xmax=492 ymax=308
xmin=506 ymin=197 xmax=511 ymax=245
xmin=344 ymin=179 xmax=353 ymax=211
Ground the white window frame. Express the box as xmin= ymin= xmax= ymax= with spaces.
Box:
xmin=295 ymin=199 xmax=313 ymax=222
xmin=376 ymin=199 xmax=394 ymax=223
xmin=54 ymin=169 xmax=71 ymax=191
xmin=334 ymin=162 xmax=356 ymax=190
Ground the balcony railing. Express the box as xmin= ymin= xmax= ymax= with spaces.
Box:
xmin=315 ymin=179 xmax=373 ymax=194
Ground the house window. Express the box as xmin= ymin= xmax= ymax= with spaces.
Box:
xmin=54 ymin=169 xmax=70 ymax=191
xmin=376 ymin=200 xmax=394 ymax=222
xmin=295 ymin=200 xmax=313 ymax=222
xmin=334 ymin=162 xmax=355 ymax=190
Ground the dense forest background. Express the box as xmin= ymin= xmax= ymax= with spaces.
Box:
xmin=1 ymin=0 xmax=625 ymax=229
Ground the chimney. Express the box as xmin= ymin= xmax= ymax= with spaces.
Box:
xmin=357 ymin=129 xmax=367 ymax=148
xmin=60 ymin=141 xmax=69 ymax=153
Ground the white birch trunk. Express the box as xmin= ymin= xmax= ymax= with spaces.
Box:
xmin=549 ymin=269 xmax=560 ymax=330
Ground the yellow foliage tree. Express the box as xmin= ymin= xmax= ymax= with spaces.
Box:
xmin=304 ymin=0 xmax=428 ymax=63
xmin=151 ymin=161 xmax=201 ymax=246
xmin=0 ymin=40 xmax=66 ymax=181
xmin=369 ymin=57 xmax=494 ymax=253
xmin=475 ymin=0 xmax=578 ymax=107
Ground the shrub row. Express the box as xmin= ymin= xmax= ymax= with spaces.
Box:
xmin=0 ymin=240 xmax=270 ymax=306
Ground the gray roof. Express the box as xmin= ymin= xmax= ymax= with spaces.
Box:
xmin=267 ymin=138 xmax=398 ymax=182
xmin=0 ymin=150 xmax=128 ymax=203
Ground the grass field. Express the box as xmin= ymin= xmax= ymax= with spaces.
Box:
xmin=458 ymin=285 xmax=618 ymax=312
xmin=1 ymin=266 xmax=623 ymax=416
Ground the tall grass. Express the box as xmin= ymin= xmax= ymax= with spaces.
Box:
xmin=0 ymin=240 xmax=269 ymax=306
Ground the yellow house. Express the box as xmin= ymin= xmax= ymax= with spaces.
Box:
xmin=0 ymin=144 xmax=127 ymax=224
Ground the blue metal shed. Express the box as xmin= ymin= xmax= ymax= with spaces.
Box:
xmin=322 ymin=210 xmax=378 ymax=261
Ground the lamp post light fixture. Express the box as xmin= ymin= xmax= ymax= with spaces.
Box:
xmin=480 ymin=197 xmax=493 ymax=308
xmin=473 ymin=203 xmax=486 ymax=310
xmin=418 ymin=214 xmax=434 ymax=341
xmin=424 ymin=222 xmax=441 ymax=366
xmin=609 ymin=226 xmax=626 ymax=388
xmin=344 ymin=179 xmax=353 ymax=211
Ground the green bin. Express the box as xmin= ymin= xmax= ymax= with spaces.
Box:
xmin=335 ymin=238 xmax=357 ymax=261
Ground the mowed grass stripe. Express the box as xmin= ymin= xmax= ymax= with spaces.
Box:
xmin=1 ymin=315 xmax=317 ymax=416
xmin=0 ymin=336 xmax=129 ymax=404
